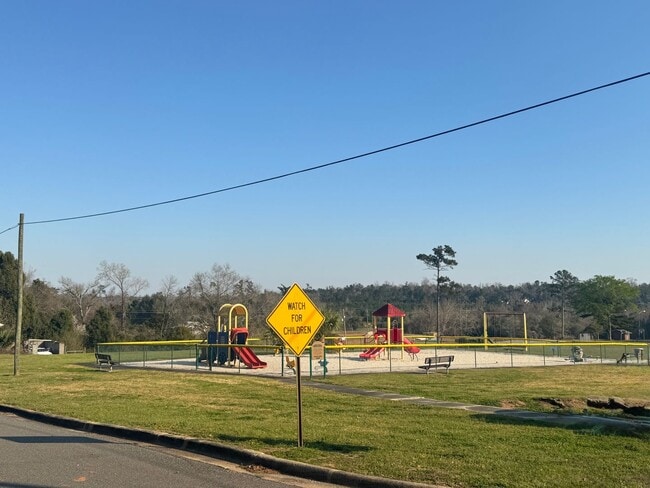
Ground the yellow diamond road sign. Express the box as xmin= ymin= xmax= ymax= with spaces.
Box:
xmin=266 ymin=283 xmax=325 ymax=356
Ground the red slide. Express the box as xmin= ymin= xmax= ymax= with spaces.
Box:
xmin=233 ymin=346 xmax=267 ymax=369
xmin=359 ymin=347 xmax=383 ymax=360
xmin=403 ymin=337 xmax=421 ymax=355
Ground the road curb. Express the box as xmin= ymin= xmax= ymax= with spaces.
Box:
xmin=0 ymin=404 xmax=440 ymax=488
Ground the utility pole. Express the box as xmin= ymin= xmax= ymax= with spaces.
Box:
xmin=14 ymin=213 xmax=24 ymax=376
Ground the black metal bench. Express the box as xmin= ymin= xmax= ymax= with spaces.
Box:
xmin=419 ymin=355 xmax=454 ymax=374
xmin=95 ymin=353 xmax=117 ymax=372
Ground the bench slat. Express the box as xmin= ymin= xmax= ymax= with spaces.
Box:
xmin=420 ymin=355 xmax=454 ymax=374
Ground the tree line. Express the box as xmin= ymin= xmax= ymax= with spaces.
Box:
xmin=0 ymin=247 xmax=648 ymax=351
xmin=0 ymin=253 xmax=278 ymax=350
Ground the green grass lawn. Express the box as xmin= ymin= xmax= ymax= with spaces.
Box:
xmin=314 ymin=364 xmax=650 ymax=414
xmin=1 ymin=353 xmax=649 ymax=488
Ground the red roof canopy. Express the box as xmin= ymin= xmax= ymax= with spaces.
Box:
xmin=372 ymin=303 xmax=406 ymax=318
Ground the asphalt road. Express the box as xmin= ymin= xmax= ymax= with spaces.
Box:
xmin=0 ymin=412 xmax=336 ymax=488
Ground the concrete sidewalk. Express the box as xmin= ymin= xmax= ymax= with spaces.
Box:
xmin=297 ymin=379 xmax=650 ymax=432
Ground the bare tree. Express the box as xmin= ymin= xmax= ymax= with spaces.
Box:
xmin=189 ymin=264 xmax=242 ymax=330
xmin=97 ymin=261 xmax=149 ymax=331
xmin=158 ymin=275 xmax=178 ymax=338
xmin=59 ymin=277 xmax=105 ymax=331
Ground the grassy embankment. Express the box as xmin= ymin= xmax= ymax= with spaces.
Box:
xmin=1 ymin=353 xmax=649 ymax=488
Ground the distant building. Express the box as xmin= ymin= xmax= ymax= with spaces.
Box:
xmin=578 ymin=332 xmax=594 ymax=341
xmin=25 ymin=339 xmax=65 ymax=354
xmin=611 ymin=329 xmax=631 ymax=341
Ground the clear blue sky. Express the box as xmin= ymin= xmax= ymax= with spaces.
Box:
xmin=1 ymin=1 xmax=649 ymax=292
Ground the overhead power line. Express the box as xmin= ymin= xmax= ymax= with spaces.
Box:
xmin=0 ymin=224 xmax=19 ymax=236
xmin=3 ymin=70 xmax=649 ymax=232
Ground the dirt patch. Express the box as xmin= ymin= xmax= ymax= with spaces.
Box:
xmin=536 ymin=396 xmax=650 ymax=418
xmin=587 ymin=397 xmax=650 ymax=417
xmin=536 ymin=397 xmax=588 ymax=409
xmin=500 ymin=399 xmax=526 ymax=409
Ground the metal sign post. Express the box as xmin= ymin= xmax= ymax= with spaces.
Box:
xmin=295 ymin=356 xmax=303 ymax=447
xmin=266 ymin=283 xmax=324 ymax=447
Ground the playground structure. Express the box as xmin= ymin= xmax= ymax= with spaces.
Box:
xmin=93 ymin=301 xmax=650 ymax=376
xmin=203 ymin=303 xmax=267 ymax=369
xmin=359 ymin=303 xmax=421 ymax=360
xmin=482 ymin=312 xmax=528 ymax=350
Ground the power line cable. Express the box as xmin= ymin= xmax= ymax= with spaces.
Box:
xmin=0 ymin=224 xmax=19 ymax=237
xmin=5 ymin=70 xmax=650 ymax=230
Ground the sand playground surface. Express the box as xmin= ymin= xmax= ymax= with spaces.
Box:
xmin=123 ymin=346 xmax=622 ymax=377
